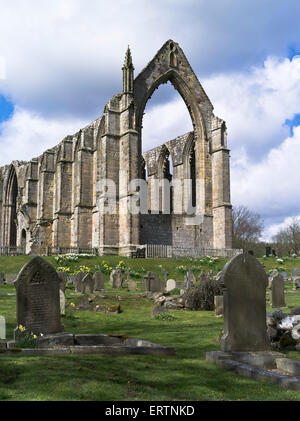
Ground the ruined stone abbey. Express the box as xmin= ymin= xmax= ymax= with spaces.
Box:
xmin=0 ymin=40 xmax=232 ymax=256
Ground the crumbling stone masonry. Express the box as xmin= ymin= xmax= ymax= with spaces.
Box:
xmin=0 ymin=40 xmax=232 ymax=256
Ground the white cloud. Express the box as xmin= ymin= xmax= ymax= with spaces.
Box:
xmin=202 ymin=55 xmax=300 ymax=160
xmin=0 ymin=0 xmax=299 ymax=117
xmin=0 ymin=107 xmax=88 ymax=166
xmin=263 ymin=214 xmax=300 ymax=242
xmin=231 ymin=125 xmax=300 ymax=222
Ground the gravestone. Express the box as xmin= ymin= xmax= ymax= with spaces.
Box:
xmin=0 ymin=315 xmax=5 ymax=339
xmin=143 ymin=272 xmax=163 ymax=292
xmin=110 ymin=269 xmax=123 ymax=289
xmin=187 ymin=269 xmax=196 ymax=283
xmin=166 ymin=279 xmax=176 ymax=292
xmin=220 ymin=253 xmax=270 ymax=352
xmin=57 ymin=271 xmax=68 ymax=293
xmin=268 ymin=269 xmax=279 ymax=289
xmin=5 ymin=274 xmax=18 ymax=284
xmin=209 ymin=270 xmax=214 ymax=281
xmin=271 ymin=272 xmax=286 ymax=308
xmin=292 ymin=268 xmax=300 ymax=290
xmin=214 ymin=296 xmax=224 ymax=317
xmin=14 ymin=256 xmax=63 ymax=336
xmin=74 ymin=271 xmax=85 ymax=293
xmin=281 ymin=271 xmax=288 ymax=281
xmin=163 ymin=270 xmax=169 ymax=284
xmin=0 ymin=273 xmax=4 ymax=285
xmin=60 ymin=290 xmax=66 ymax=316
xmin=94 ymin=271 xmax=104 ymax=291
xmin=82 ymin=273 xmax=95 ymax=294
xmin=186 ymin=271 xmax=194 ymax=289
xmin=127 ymin=279 xmax=137 ymax=291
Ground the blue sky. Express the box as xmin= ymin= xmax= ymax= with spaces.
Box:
xmin=0 ymin=0 xmax=299 ymax=240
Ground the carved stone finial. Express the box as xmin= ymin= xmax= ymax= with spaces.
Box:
xmin=122 ymin=46 xmax=134 ymax=94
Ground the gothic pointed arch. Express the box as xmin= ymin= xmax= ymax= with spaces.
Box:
xmin=3 ymin=165 xmax=19 ymax=246
xmin=134 ymin=40 xmax=212 ymax=145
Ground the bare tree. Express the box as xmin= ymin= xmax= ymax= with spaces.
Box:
xmin=272 ymin=217 xmax=300 ymax=255
xmin=232 ymin=205 xmax=264 ymax=250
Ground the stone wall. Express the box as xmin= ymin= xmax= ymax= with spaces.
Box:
xmin=0 ymin=40 xmax=233 ymax=256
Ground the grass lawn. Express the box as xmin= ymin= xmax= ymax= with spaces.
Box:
xmin=0 ymin=255 xmax=300 ymax=401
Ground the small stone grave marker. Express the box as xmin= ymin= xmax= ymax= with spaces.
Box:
xmin=82 ymin=273 xmax=95 ymax=294
xmin=94 ymin=271 xmax=104 ymax=291
xmin=271 ymin=272 xmax=286 ymax=308
xmin=166 ymin=279 xmax=176 ymax=292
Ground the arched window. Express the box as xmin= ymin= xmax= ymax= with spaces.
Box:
xmin=4 ymin=166 xmax=18 ymax=246
xmin=21 ymin=229 xmax=26 ymax=250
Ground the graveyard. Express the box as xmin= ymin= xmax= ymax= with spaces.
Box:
xmin=1 ymin=254 xmax=300 ymax=401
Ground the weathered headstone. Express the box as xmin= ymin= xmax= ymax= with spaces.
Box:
xmin=74 ymin=271 xmax=85 ymax=293
xmin=127 ymin=279 xmax=137 ymax=291
xmin=57 ymin=271 xmax=68 ymax=293
xmin=5 ymin=274 xmax=18 ymax=284
xmin=82 ymin=273 xmax=95 ymax=294
xmin=0 ymin=273 xmax=4 ymax=285
xmin=214 ymin=295 xmax=224 ymax=317
xmin=268 ymin=269 xmax=279 ymax=289
xmin=94 ymin=271 xmax=104 ymax=291
xmin=292 ymin=268 xmax=300 ymax=291
xmin=110 ymin=269 xmax=123 ymax=289
xmin=281 ymin=271 xmax=288 ymax=281
xmin=60 ymin=290 xmax=66 ymax=316
xmin=143 ymin=272 xmax=163 ymax=292
xmin=186 ymin=271 xmax=194 ymax=289
xmin=166 ymin=279 xmax=176 ymax=292
xmin=14 ymin=256 xmax=63 ymax=336
xmin=220 ymin=253 xmax=270 ymax=352
xmin=271 ymin=272 xmax=286 ymax=308
xmin=163 ymin=269 xmax=169 ymax=284
xmin=0 ymin=315 xmax=5 ymax=339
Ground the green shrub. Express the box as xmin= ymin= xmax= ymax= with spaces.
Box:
xmin=154 ymin=312 xmax=176 ymax=321
xmin=184 ymin=277 xmax=223 ymax=310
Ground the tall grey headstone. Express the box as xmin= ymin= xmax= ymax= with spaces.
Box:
xmin=143 ymin=272 xmax=163 ymax=292
xmin=82 ymin=273 xmax=95 ymax=294
xmin=0 ymin=273 xmax=4 ymax=285
xmin=57 ymin=271 xmax=68 ymax=293
xmin=271 ymin=272 xmax=286 ymax=308
xmin=60 ymin=290 xmax=66 ymax=316
xmin=214 ymin=295 xmax=224 ymax=317
xmin=94 ymin=271 xmax=104 ymax=291
xmin=14 ymin=256 xmax=63 ymax=336
xmin=220 ymin=253 xmax=270 ymax=352
xmin=268 ymin=269 xmax=279 ymax=289
xmin=74 ymin=271 xmax=85 ymax=293
xmin=110 ymin=269 xmax=123 ymax=288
